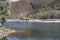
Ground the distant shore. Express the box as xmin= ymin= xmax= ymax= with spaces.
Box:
xmin=7 ymin=19 xmax=60 ymax=23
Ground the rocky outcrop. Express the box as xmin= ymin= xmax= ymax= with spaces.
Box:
xmin=9 ymin=0 xmax=32 ymax=19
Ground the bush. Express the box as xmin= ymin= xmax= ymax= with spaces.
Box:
xmin=26 ymin=10 xmax=60 ymax=19
xmin=0 ymin=0 xmax=9 ymax=25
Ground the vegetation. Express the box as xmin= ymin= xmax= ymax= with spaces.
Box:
xmin=21 ymin=0 xmax=60 ymax=19
xmin=26 ymin=10 xmax=60 ymax=19
xmin=0 ymin=0 xmax=9 ymax=25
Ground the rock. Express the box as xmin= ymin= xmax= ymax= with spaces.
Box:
xmin=0 ymin=33 xmax=2 ymax=36
xmin=0 ymin=31 xmax=3 ymax=33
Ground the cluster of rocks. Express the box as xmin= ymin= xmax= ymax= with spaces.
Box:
xmin=0 ymin=28 xmax=16 ymax=39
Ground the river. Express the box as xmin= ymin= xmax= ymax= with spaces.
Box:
xmin=4 ymin=21 xmax=60 ymax=40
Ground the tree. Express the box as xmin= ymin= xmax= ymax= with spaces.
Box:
xmin=0 ymin=0 xmax=9 ymax=25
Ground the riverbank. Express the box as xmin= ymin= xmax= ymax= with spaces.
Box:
xmin=7 ymin=19 xmax=60 ymax=23
xmin=0 ymin=26 xmax=16 ymax=40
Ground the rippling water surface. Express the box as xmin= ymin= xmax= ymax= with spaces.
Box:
xmin=5 ymin=22 xmax=60 ymax=40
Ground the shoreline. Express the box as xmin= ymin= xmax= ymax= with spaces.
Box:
xmin=0 ymin=28 xmax=16 ymax=39
xmin=6 ymin=19 xmax=60 ymax=23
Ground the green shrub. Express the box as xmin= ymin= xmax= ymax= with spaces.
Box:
xmin=26 ymin=10 xmax=60 ymax=19
xmin=0 ymin=0 xmax=9 ymax=25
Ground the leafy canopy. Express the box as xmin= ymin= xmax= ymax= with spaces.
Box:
xmin=0 ymin=0 xmax=9 ymax=22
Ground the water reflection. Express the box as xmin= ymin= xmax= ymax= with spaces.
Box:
xmin=5 ymin=22 xmax=60 ymax=40
xmin=6 ymin=29 xmax=60 ymax=40
xmin=7 ymin=37 xmax=38 ymax=40
xmin=6 ymin=36 xmax=60 ymax=40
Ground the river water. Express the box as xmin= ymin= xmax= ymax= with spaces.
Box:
xmin=5 ymin=21 xmax=60 ymax=40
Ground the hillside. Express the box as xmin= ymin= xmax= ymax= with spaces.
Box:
xmin=9 ymin=0 xmax=32 ymax=19
xmin=25 ymin=0 xmax=60 ymax=19
xmin=9 ymin=0 xmax=60 ymax=19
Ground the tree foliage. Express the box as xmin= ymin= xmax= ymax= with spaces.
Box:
xmin=0 ymin=0 xmax=9 ymax=24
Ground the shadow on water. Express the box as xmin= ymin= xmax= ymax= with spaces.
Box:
xmin=4 ymin=22 xmax=60 ymax=40
xmin=6 ymin=29 xmax=60 ymax=40
xmin=6 ymin=30 xmax=48 ymax=40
